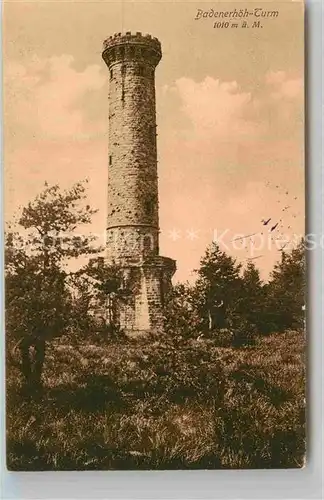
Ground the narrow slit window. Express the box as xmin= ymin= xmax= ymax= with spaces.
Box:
xmin=109 ymin=155 xmax=112 ymax=166
xmin=150 ymin=125 xmax=155 ymax=141
xmin=145 ymin=199 xmax=154 ymax=216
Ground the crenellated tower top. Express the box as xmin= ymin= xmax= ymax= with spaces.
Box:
xmin=102 ymin=31 xmax=176 ymax=332
xmin=102 ymin=32 xmax=162 ymax=68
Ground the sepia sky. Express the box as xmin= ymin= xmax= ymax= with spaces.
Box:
xmin=3 ymin=0 xmax=304 ymax=282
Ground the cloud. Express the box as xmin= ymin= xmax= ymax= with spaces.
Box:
xmin=265 ymin=70 xmax=303 ymax=100
xmin=157 ymin=73 xmax=304 ymax=281
xmin=4 ymin=55 xmax=108 ymax=231
xmin=173 ymin=77 xmax=258 ymax=140
xmin=166 ymin=72 xmax=303 ymax=147
xmin=4 ymin=54 xmax=106 ymax=140
xmin=5 ymin=65 xmax=304 ymax=283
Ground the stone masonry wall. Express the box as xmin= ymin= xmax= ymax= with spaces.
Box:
xmin=106 ymin=42 xmax=159 ymax=260
xmin=117 ymin=257 xmax=176 ymax=333
xmin=102 ymin=33 xmax=176 ymax=333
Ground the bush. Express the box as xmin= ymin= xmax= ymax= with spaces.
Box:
xmin=6 ymin=330 xmax=305 ymax=470
xmin=204 ymin=328 xmax=233 ymax=347
xmin=229 ymin=317 xmax=257 ymax=347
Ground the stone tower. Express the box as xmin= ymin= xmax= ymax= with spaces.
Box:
xmin=102 ymin=32 xmax=176 ymax=333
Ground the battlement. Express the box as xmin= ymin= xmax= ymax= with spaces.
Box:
xmin=102 ymin=32 xmax=162 ymax=68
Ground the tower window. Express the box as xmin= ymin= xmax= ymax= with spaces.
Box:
xmin=138 ymin=65 xmax=144 ymax=77
xmin=143 ymin=234 xmax=154 ymax=256
xmin=110 ymin=68 xmax=113 ymax=79
xmin=149 ymin=125 xmax=156 ymax=142
xmin=130 ymin=46 xmax=135 ymax=58
xmin=121 ymin=64 xmax=126 ymax=76
xmin=109 ymin=155 xmax=112 ymax=165
xmin=145 ymin=199 xmax=154 ymax=216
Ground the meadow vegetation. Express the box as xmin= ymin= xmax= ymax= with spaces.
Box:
xmin=5 ymin=182 xmax=306 ymax=470
xmin=7 ymin=330 xmax=305 ymax=470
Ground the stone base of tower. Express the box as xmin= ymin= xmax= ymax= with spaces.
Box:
xmin=108 ymin=256 xmax=176 ymax=336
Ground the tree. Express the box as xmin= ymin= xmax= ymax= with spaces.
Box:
xmin=266 ymin=240 xmax=305 ymax=332
xmin=5 ymin=181 xmax=100 ymax=387
xmin=218 ymin=260 xmax=264 ymax=346
xmin=163 ymin=282 xmax=200 ymax=339
xmin=237 ymin=260 xmax=264 ymax=330
xmin=6 ymin=249 xmax=71 ymax=386
xmin=71 ymin=257 xmax=131 ymax=336
xmin=194 ymin=242 xmax=242 ymax=331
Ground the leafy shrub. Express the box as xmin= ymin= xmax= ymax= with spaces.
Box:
xmin=210 ymin=328 xmax=233 ymax=347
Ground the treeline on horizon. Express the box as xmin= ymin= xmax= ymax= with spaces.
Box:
xmin=5 ymin=181 xmax=305 ymax=387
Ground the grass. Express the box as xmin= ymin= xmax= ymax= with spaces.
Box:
xmin=6 ymin=329 xmax=306 ymax=470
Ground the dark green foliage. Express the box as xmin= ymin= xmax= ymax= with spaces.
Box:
xmin=209 ymin=328 xmax=234 ymax=347
xmin=5 ymin=254 xmax=69 ymax=342
xmin=5 ymin=181 xmax=101 ymax=385
xmin=236 ymin=261 xmax=264 ymax=331
xmin=17 ymin=181 xmax=99 ymax=264
xmin=68 ymin=257 xmax=131 ymax=340
xmin=194 ymin=242 xmax=242 ymax=330
xmin=163 ymin=283 xmax=201 ymax=339
xmin=265 ymin=241 xmax=305 ymax=332
xmin=164 ymin=241 xmax=305 ymax=342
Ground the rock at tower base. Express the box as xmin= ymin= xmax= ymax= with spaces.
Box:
xmin=109 ymin=255 xmax=176 ymax=336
